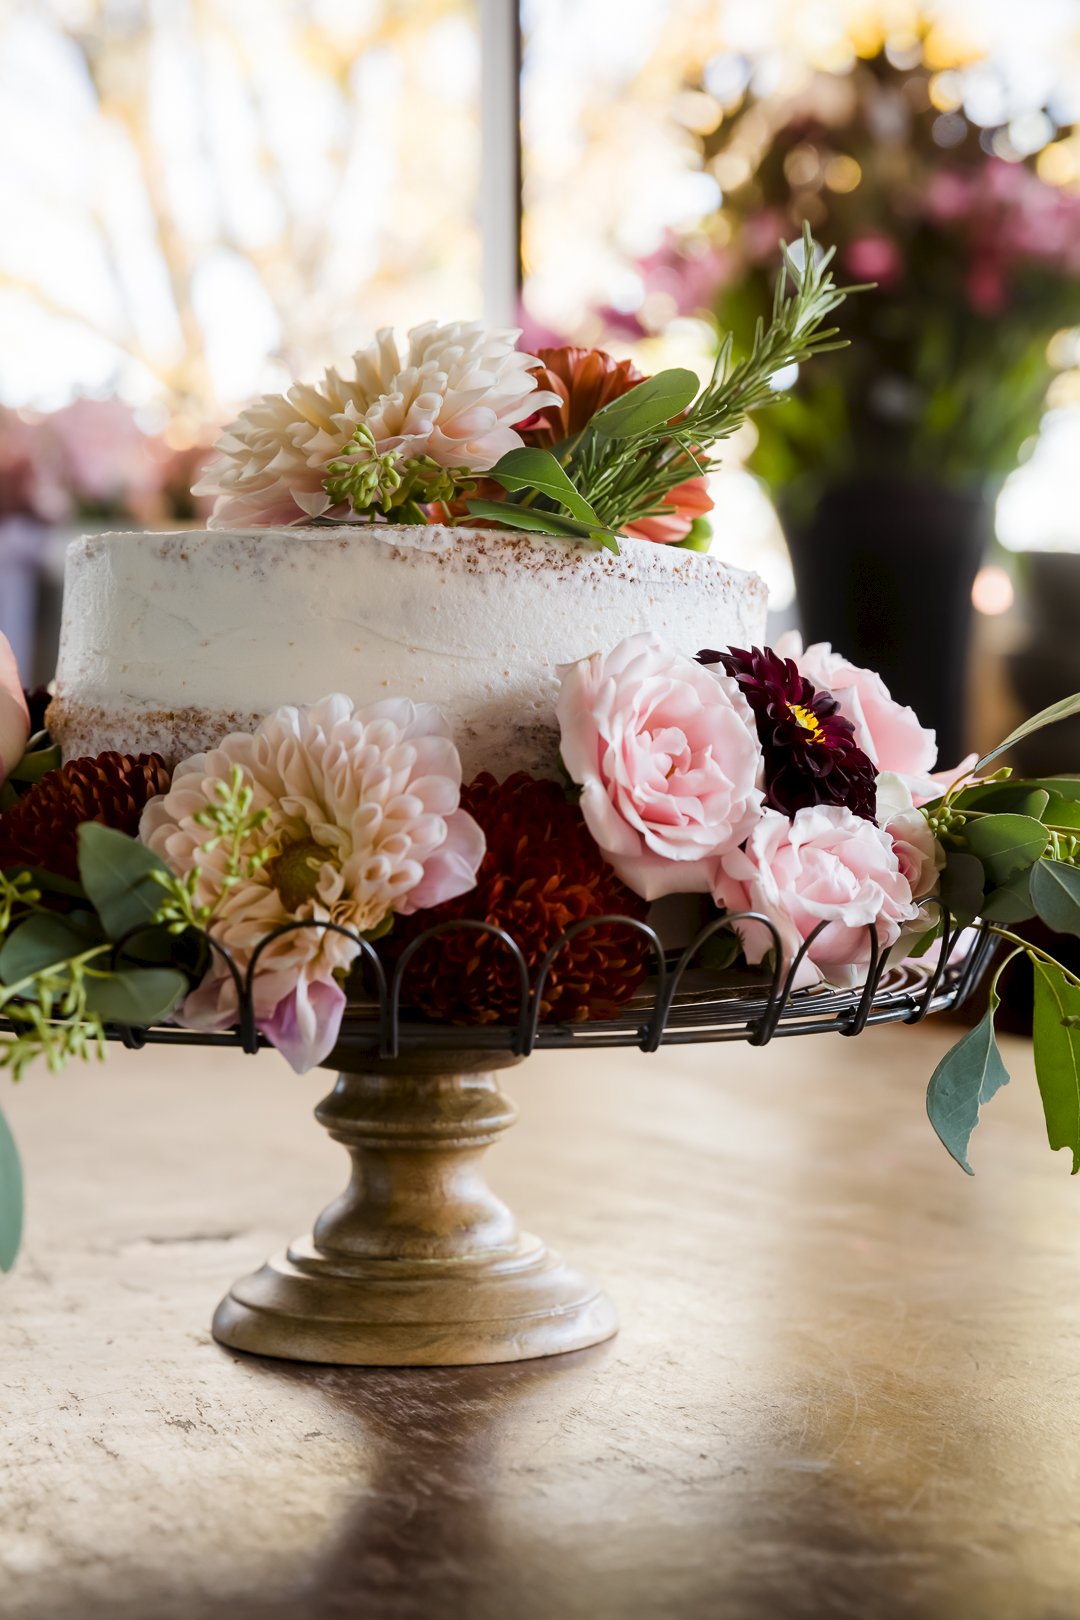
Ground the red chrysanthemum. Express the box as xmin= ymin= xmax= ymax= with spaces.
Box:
xmin=0 ymin=752 xmax=172 ymax=882
xmin=699 ymin=645 xmax=878 ymax=821
xmin=380 ymin=772 xmax=651 ymax=1024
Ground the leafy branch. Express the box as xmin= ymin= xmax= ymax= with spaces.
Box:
xmin=467 ymin=225 xmax=861 ymax=545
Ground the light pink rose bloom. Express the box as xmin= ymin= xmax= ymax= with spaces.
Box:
xmin=142 ymin=694 xmax=485 ymax=1072
xmin=774 ymin=631 xmax=937 ymax=780
xmin=0 ymin=631 xmax=28 ymax=782
xmin=713 ymin=803 xmax=919 ymax=990
xmin=904 ymin=753 xmax=979 ymax=808
xmin=875 ymin=772 xmax=944 ymax=901
xmin=557 ymin=631 xmax=764 ymax=901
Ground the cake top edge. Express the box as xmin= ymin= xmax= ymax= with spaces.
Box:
xmin=67 ymin=524 xmax=769 ymax=597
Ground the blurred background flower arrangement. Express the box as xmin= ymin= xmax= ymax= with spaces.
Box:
xmin=588 ymin=43 xmax=1080 ymax=760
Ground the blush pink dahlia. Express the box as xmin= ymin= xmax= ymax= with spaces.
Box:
xmin=713 ymin=803 xmax=920 ymax=991
xmin=557 ymin=632 xmax=764 ymax=901
xmin=194 ymin=322 xmax=560 ymax=529
xmin=140 ymin=695 xmax=484 ymax=1072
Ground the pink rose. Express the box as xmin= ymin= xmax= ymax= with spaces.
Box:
xmin=557 ymin=631 xmax=764 ymax=901
xmin=774 ymin=632 xmax=937 ymax=781
xmin=0 ymin=631 xmax=28 ymax=782
xmin=904 ymin=753 xmax=979 ymax=808
xmin=713 ymin=803 xmax=919 ymax=990
xmin=876 ymin=771 xmax=944 ymax=900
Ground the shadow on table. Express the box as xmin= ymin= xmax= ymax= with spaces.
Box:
xmin=52 ymin=1337 xmax=957 ymax=1620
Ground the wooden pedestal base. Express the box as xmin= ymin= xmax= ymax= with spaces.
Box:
xmin=211 ymin=1053 xmax=618 ymax=1366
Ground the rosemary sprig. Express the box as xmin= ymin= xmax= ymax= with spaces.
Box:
xmin=565 ymin=224 xmax=863 ymax=534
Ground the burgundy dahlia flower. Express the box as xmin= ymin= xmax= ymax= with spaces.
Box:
xmin=698 ymin=645 xmax=877 ymax=821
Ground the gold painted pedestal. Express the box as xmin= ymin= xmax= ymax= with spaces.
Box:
xmin=212 ymin=1053 xmax=618 ymax=1366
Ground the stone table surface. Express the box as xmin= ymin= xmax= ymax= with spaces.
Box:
xmin=1 ymin=1021 xmax=1078 ymax=1620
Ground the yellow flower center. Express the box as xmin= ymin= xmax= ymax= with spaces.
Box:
xmin=789 ymin=702 xmax=824 ymax=742
xmin=267 ymin=838 xmax=333 ymax=912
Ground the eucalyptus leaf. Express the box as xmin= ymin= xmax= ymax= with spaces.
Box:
xmin=0 ymin=1101 xmax=22 ymax=1273
xmin=1040 ymin=791 xmax=1080 ymax=832
xmin=7 ymin=744 xmax=62 ymax=786
xmin=0 ymin=912 xmax=102 ymax=986
xmin=1032 ymin=958 xmax=1080 ymax=1174
xmin=979 ymin=866 xmax=1036 ymax=925
xmin=589 ymin=368 xmax=699 ymax=438
xmin=939 ymin=851 xmax=985 ymax=926
xmin=953 ymin=783 xmax=1049 ymax=819
xmin=976 ymin=692 xmax=1080 ymax=773
xmin=926 ymin=984 xmax=1009 ymax=1174
xmin=464 ymin=499 xmax=620 ymax=553
xmin=964 ymin=813 xmax=1047 ymax=886
xmin=1024 ymin=776 xmax=1080 ymax=803
xmin=77 ymin=824 xmax=171 ymax=942
xmin=84 ymin=967 xmax=186 ymax=1027
xmin=1031 ymin=860 xmax=1080 ymax=937
xmin=484 ymin=448 xmax=602 ymax=526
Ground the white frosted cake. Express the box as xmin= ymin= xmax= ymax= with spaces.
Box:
xmin=49 ymin=523 xmax=767 ymax=778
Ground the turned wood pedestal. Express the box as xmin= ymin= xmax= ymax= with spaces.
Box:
xmin=211 ymin=1052 xmax=618 ymax=1366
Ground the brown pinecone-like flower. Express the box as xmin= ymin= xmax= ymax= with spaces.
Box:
xmin=381 ymin=772 xmax=651 ymax=1025
xmin=0 ymin=752 xmax=172 ymax=882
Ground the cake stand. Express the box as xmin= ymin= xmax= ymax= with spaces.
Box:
xmin=90 ymin=906 xmax=991 ymax=1368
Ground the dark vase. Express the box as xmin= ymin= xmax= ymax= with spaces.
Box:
xmin=781 ymin=478 xmax=990 ymax=767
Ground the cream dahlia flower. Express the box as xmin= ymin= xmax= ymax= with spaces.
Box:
xmin=140 ymin=695 xmax=485 ymax=1072
xmin=193 ymin=321 xmax=560 ymax=529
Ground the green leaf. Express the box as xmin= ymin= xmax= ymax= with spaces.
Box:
xmin=926 ymin=984 xmax=1010 ymax=1174
xmin=1041 ymin=791 xmax=1080 ymax=832
xmin=980 ymin=866 xmax=1036 ymax=925
xmin=13 ymin=865 xmax=87 ymax=901
xmin=84 ymin=967 xmax=186 ymax=1027
xmin=0 ymin=1100 xmax=22 ymax=1272
xmin=1032 ymin=958 xmax=1080 ymax=1173
xmin=484 ymin=448 xmax=603 ymax=526
xmin=589 ymin=368 xmax=699 ymax=438
xmin=1031 ymin=860 xmax=1080 ymax=937
xmin=0 ymin=912 xmax=101 ymax=985
xmin=1025 ymin=776 xmax=1080 ymax=803
xmin=77 ymin=824 xmax=171 ymax=942
xmin=939 ymin=851 xmax=985 ymax=926
xmin=964 ymin=813 xmax=1048 ymax=886
xmin=7 ymin=743 xmax=62 ymax=786
xmin=976 ymin=692 xmax=1080 ymax=773
xmin=675 ymin=517 xmax=713 ymax=553
xmin=954 ymin=783 xmax=1049 ymax=820
xmin=464 ymin=499 xmax=620 ymax=553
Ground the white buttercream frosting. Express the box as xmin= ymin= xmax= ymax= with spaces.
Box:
xmin=50 ymin=524 xmax=768 ymax=777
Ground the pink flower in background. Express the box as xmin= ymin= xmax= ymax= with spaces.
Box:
xmin=845 ymin=234 xmax=903 ymax=287
xmin=0 ymin=407 xmax=69 ymax=523
xmin=141 ymin=694 xmax=485 ymax=1072
xmin=557 ymin=632 xmax=764 ymax=901
xmin=47 ymin=399 xmax=167 ymax=517
xmin=713 ymin=803 xmax=919 ymax=990
xmin=774 ymin=632 xmax=937 ymax=783
xmin=0 ymin=631 xmax=29 ymax=782
xmin=965 ymin=261 xmax=1008 ymax=317
xmin=742 ymin=209 xmax=789 ymax=264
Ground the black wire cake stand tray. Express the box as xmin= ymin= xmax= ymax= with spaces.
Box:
xmin=66 ymin=907 xmax=995 ymax=1368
